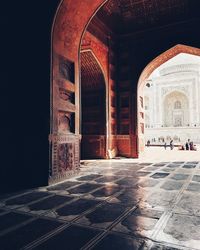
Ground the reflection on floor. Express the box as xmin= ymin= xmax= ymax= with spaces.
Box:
xmin=1 ymin=159 xmax=200 ymax=249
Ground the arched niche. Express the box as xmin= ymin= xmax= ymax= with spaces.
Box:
xmin=80 ymin=50 xmax=107 ymax=159
xmin=163 ymin=91 xmax=189 ymax=127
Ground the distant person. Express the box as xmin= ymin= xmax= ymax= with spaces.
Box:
xmin=147 ymin=140 xmax=150 ymax=147
xmin=164 ymin=142 xmax=167 ymax=150
xmin=170 ymin=140 xmax=174 ymax=150
xmin=185 ymin=139 xmax=190 ymax=150
xmin=189 ymin=141 xmax=194 ymax=150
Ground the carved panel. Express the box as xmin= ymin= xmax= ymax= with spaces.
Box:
xmin=50 ymin=135 xmax=80 ymax=185
xmin=161 ymin=85 xmax=189 ymax=97
xmin=58 ymin=143 xmax=74 ymax=172
xmin=160 ymin=64 xmax=199 ymax=76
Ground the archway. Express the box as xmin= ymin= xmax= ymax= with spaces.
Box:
xmin=50 ymin=0 xmax=109 ymax=184
xmin=138 ymin=44 xmax=200 ymax=155
xmin=51 ymin=1 xmax=200 ymax=185
xmin=80 ymin=50 xmax=107 ymax=159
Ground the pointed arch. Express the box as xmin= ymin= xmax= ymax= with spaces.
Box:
xmin=80 ymin=50 xmax=107 ymax=159
xmin=137 ymin=44 xmax=200 ymax=155
xmin=138 ymin=44 xmax=200 ymax=91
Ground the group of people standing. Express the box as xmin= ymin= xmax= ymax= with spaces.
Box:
xmin=166 ymin=139 xmax=197 ymax=151
xmin=164 ymin=139 xmax=197 ymax=150
xmin=146 ymin=139 xmax=197 ymax=151
xmin=182 ymin=139 xmax=196 ymax=151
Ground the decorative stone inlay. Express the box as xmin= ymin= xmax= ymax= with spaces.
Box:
xmin=160 ymin=64 xmax=199 ymax=76
xmin=161 ymin=85 xmax=189 ymax=97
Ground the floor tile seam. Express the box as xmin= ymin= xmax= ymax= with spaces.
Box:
xmin=41 ymin=176 xmax=82 ymax=189
xmin=0 ymin=191 xmax=56 ymax=210
xmin=165 ymin=169 xmax=195 ymax=208
xmin=91 ymin=173 xmax=124 ymax=179
xmin=0 ymin=216 xmax=38 ymax=237
xmin=74 ymin=176 xmax=106 ymax=182
xmin=153 ymin=207 xmax=200 ymax=248
xmin=48 ymin=191 xmax=126 ymax=224
xmin=0 ymin=189 xmax=40 ymax=204
xmin=67 ymin=183 xmax=110 ymax=196
xmin=93 ymin=176 xmax=125 ymax=185
xmin=80 ymin=230 xmax=109 ymax=250
xmin=171 ymin=211 xmax=200 ymax=218
xmin=46 ymin=180 xmax=89 ymax=192
xmin=150 ymin=211 xmax=173 ymax=240
xmin=0 ymin=205 xmax=70 ymax=238
xmin=82 ymin=227 xmax=147 ymax=250
xmin=4 ymin=193 xmax=56 ymax=211
xmin=136 ymin=180 xmax=163 ymax=190
xmin=160 ymin=178 xmax=191 ymax=206
xmin=72 ymin=203 xmax=136 ymax=232
xmin=81 ymin=206 xmax=138 ymax=250
xmin=136 ymin=182 xmax=164 ymax=193
xmin=22 ymin=223 xmax=71 ymax=250
xmin=149 ymin=238 xmax=198 ymax=250
xmin=0 ymin=207 xmax=13 ymax=216
xmin=149 ymin=173 xmax=173 ymax=181
xmin=171 ymin=167 xmax=197 ymax=208
xmin=44 ymin=196 xmax=112 ymax=223
xmin=80 ymin=190 xmax=116 ymax=200
xmin=16 ymin=195 xmax=82 ymax=218
xmin=80 ymin=186 xmax=126 ymax=201
xmin=106 ymin=205 xmax=138 ymax=231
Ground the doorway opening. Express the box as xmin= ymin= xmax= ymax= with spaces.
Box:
xmin=138 ymin=45 xmax=200 ymax=157
xmin=80 ymin=50 xmax=107 ymax=159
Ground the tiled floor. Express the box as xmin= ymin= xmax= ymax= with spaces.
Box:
xmin=1 ymin=150 xmax=200 ymax=249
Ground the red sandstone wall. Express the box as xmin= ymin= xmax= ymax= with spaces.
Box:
xmin=50 ymin=1 xmax=107 ymax=183
xmin=81 ymin=31 xmax=117 ymax=158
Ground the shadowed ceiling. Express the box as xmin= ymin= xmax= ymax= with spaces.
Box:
xmin=94 ymin=0 xmax=200 ymax=34
xmin=81 ymin=51 xmax=105 ymax=90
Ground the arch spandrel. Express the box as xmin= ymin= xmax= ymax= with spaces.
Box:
xmin=53 ymin=0 xmax=107 ymax=60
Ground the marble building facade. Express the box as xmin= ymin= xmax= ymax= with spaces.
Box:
xmin=144 ymin=54 xmax=200 ymax=144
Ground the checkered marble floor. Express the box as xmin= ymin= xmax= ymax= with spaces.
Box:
xmin=1 ymin=159 xmax=200 ymax=250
